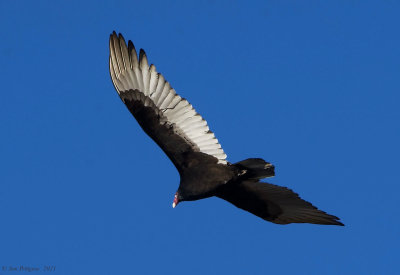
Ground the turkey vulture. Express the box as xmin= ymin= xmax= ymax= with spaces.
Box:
xmin=109 ymin=32 xmax=343 ymax=226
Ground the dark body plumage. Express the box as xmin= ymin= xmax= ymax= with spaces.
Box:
xmin=110 ymin=32 xmax=343 ymax=226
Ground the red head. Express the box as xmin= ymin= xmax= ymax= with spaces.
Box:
xmin=172 ymin=192 xmax=180 ymax=208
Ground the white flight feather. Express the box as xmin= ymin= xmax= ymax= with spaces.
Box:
xmin=109 ymin=33 xmax=227 ymax=164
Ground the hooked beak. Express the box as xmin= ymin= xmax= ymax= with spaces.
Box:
xmin=172 ymin=192 xmax=180 ymax=208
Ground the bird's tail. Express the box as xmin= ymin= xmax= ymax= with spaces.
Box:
xmin=234 ymin=158 xmax=275 ymax=180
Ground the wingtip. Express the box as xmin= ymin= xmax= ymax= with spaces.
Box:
xmin=110 ymin=31 xmax=125 ymax=41
xmin=110 ymin=31 xmax=119 ymax=47
xmin=319 ymin=216 xmax=344 ymax=226
xmin=118 ymin=32 xmax=126 ymax=42
xmin=335 ymin=220 xmax=345 ymax=226
xmin=139 ymin=48 xmax=149 ymax=69
xmin=329 ymin=214 xmax=344 ymax=226
xmin=139 ymin=48 xmax=147 ymax=59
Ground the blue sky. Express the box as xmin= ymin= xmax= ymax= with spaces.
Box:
xmin=1 ymin=1 xmax=399 ymax=274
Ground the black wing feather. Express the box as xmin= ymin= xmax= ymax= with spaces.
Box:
xmin=217 ymin=180 xmax=344 ymax=225
xmin=120 ymin=89 xmax=198 ymax=171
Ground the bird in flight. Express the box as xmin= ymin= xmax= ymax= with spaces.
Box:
xmin=109 ymin=32 xmax=343 ymax=226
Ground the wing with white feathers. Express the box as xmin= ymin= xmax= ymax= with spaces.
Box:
xmin=109 ymin=32 xmax=227 ymax=168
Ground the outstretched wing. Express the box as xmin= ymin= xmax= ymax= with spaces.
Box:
xmin=217 ymin=180 xmax=343 ymax=225
xmin=109 ymin=32 xmax=227 ymax=170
